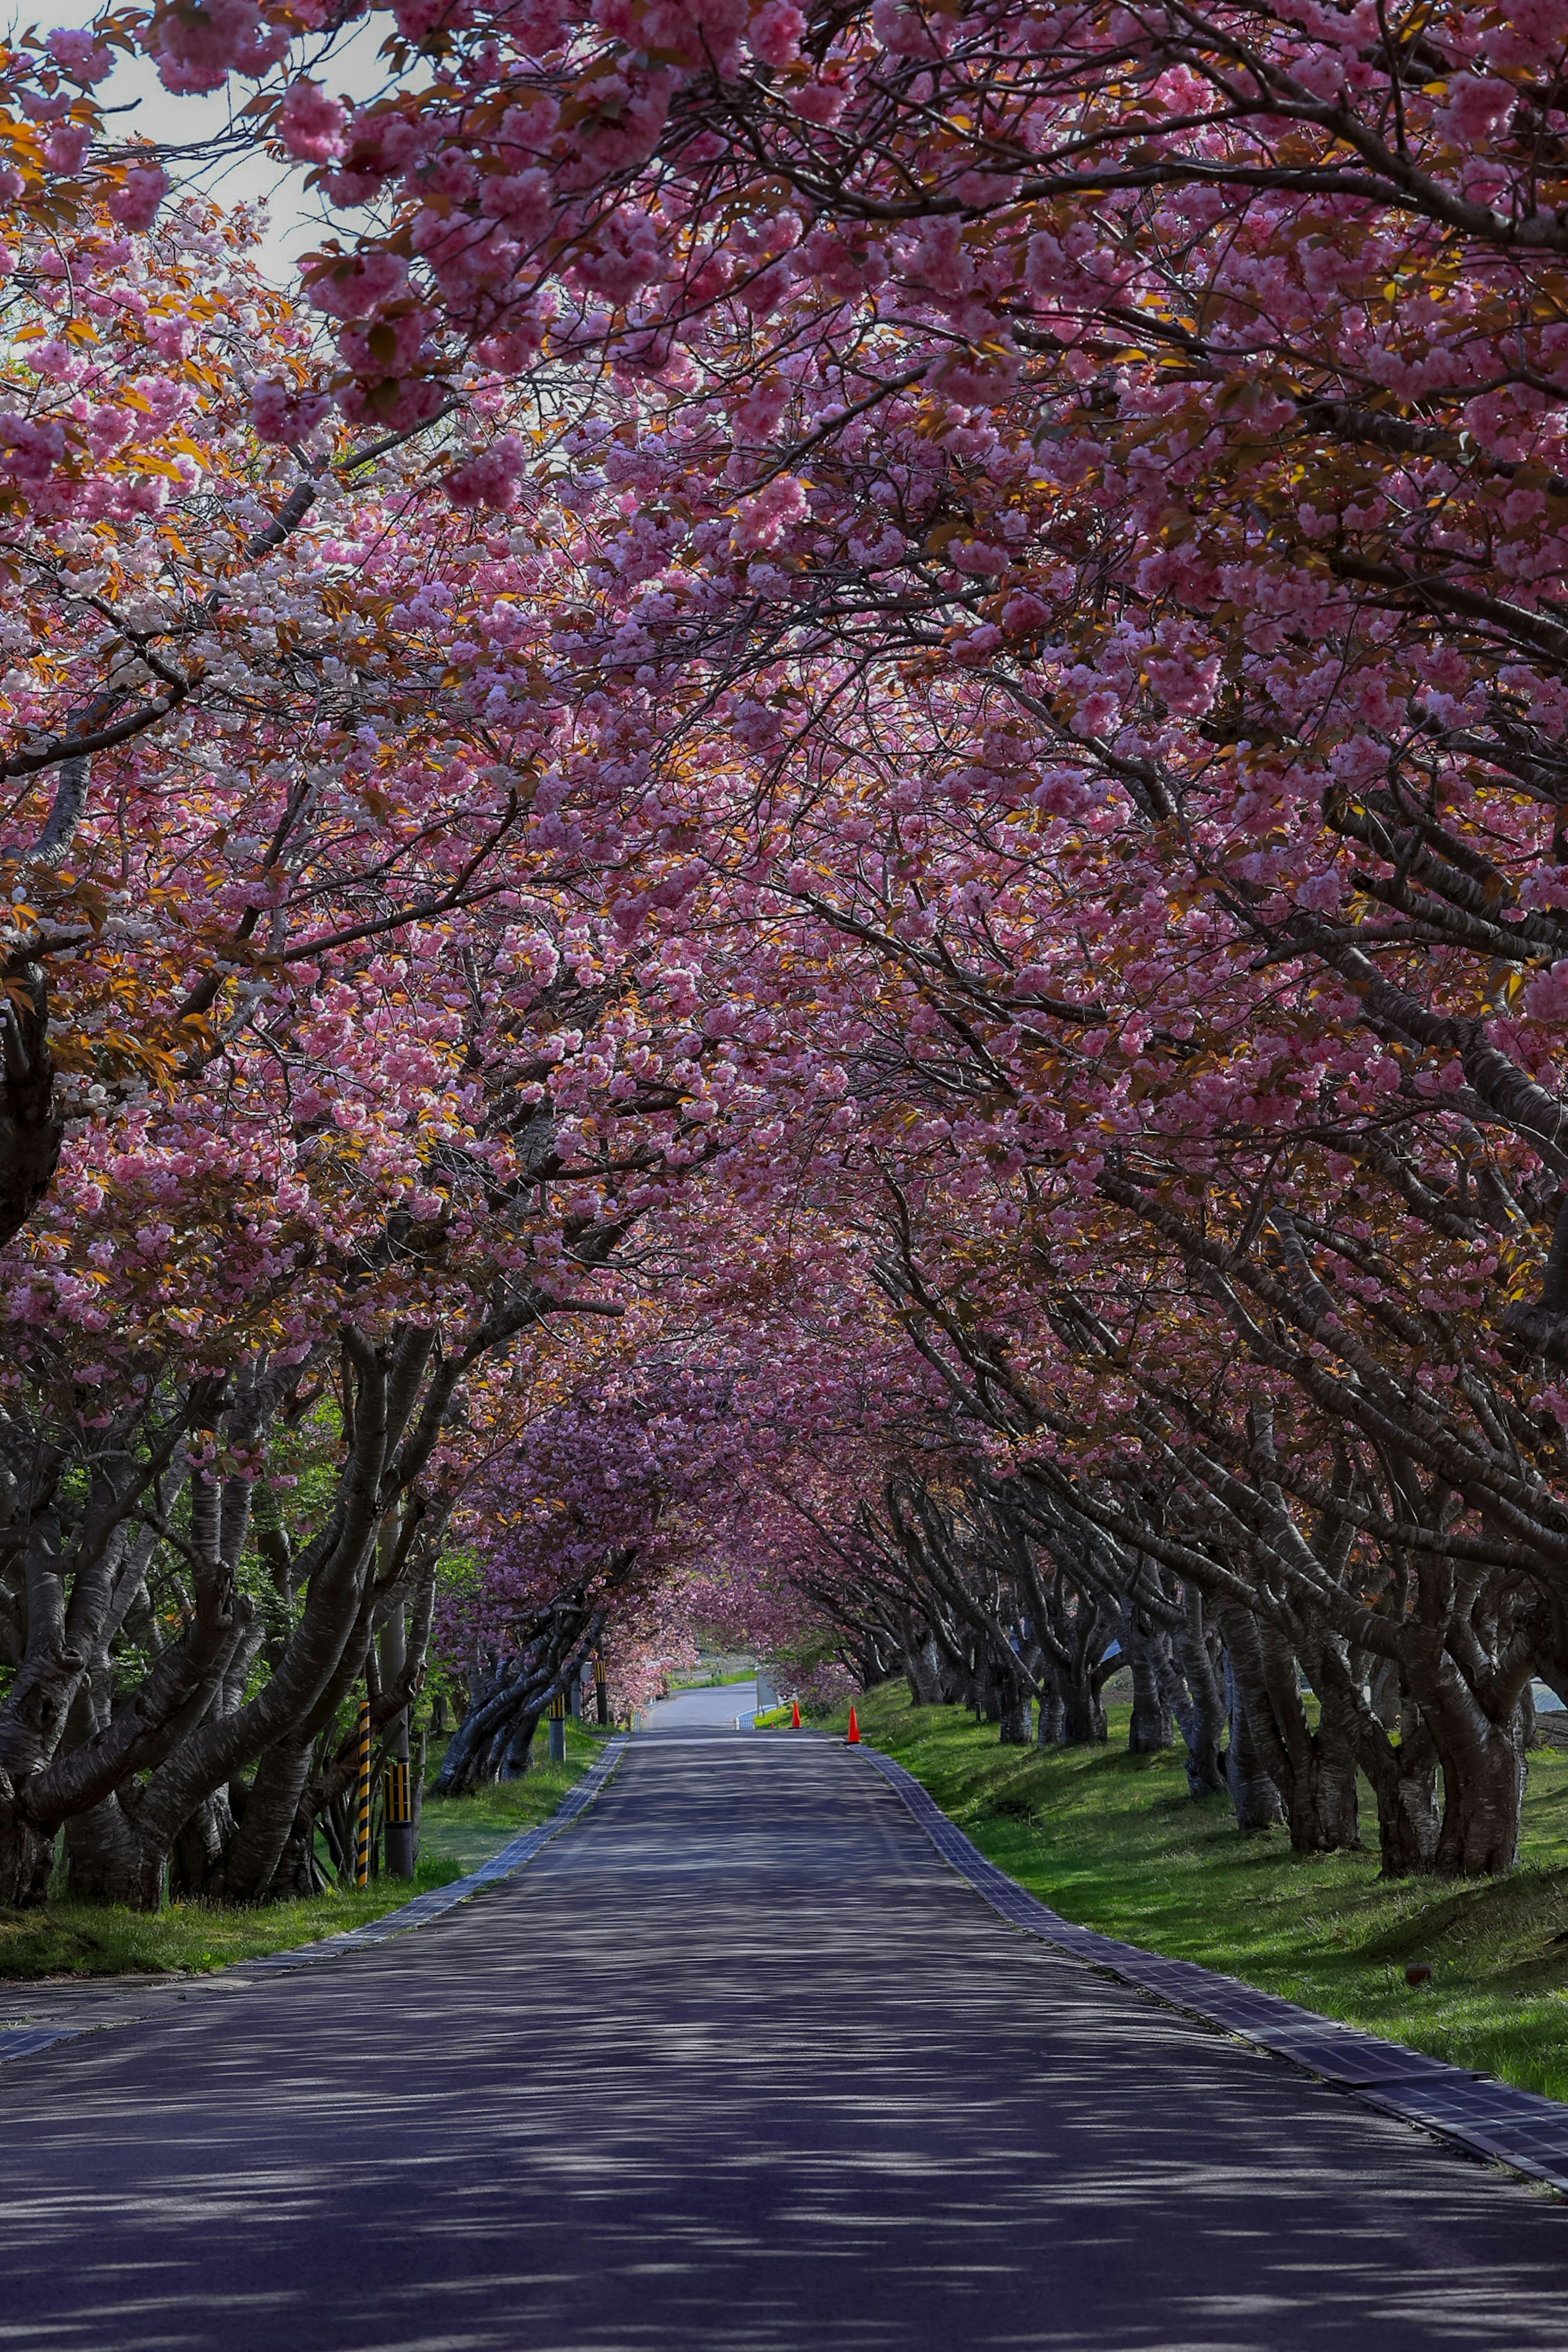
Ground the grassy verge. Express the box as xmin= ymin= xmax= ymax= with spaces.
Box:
xmin=0 ymin=1722 xmax=607 ymax=1985
xmin=809 ymin=1682 xmax=1568 ymax=2104
xmin=418 ymin=1722 xmax=606 ymax=1875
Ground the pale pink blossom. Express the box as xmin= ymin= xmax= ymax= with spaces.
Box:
xmin=278 ymin=79 xmax=347 ymax=165
xmin=108 ymin=166 xmax=169 ymax=232
xmin=749 ymin=1 xmax=805 ymax=65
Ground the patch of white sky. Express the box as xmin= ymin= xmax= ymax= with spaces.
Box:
xmin=42 ymin=4 xmax=396 ymax=288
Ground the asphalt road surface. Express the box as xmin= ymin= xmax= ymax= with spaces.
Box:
xmin=3 ymin=1731 xmax=1567 ymax=2351
xmin=639 ymin=1679 xmax=758 ymax=1731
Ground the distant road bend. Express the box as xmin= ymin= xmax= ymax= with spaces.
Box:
xmin=2 ymin=1721 xmax=1566 ymax=2350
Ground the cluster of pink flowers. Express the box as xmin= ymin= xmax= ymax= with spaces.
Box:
xmin=7 ymin=2 xmax=1568 ymax=1704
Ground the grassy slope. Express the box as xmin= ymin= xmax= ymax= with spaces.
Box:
xmin=0 ymin=1722 xmax=607 ymax=1984
xmin=810 ymin=1683 xmax=1568 ymax=2103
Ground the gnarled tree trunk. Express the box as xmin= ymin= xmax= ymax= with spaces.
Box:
xmin=1222 ymin=1611 xmax=1357 ymax=1850
xmin=1034 ymin=1658 xmax=1065 ymax=1746
xmin=1223 ymin=1646 xmax=1286 ymax=1833
xmin=904 ymin=1628 xmax=944 ymax=1707
xmin=64 ymin=1790 xmax=146 ymax=1905
xmin=998 ymin=1670 xmax=1031 ymax=1745
xmin=1428 ymin=1690 xmax=1528 ymax=1877
xmin=1166 ymin=1586 xmax=1227 ymax=1796
xmin=1125 ymin=1618 xmax=1174 ymax=1754
xmin=0 ymin=1771 xmax=54 ymax=1907
xmin=1058 ymin=1670 xmax=1107 ymax=1747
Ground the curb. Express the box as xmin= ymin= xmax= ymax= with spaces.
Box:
xmin=859 ymin=1743 xmax=1568 ymax=2201
xmin=0 ymin=1736 xmax=628 ymax=2071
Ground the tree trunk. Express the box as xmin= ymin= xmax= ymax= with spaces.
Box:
xmin=499 ymin=1704 xmax=542 ymax=1778
xmin=436 ymin=1642 xmax=566 ymax=1795
xmin=435 ymin=1693 xmax=492 ymax=1795
xmin=1058 ymin=1671 xmax=1107 ymax=1747
xmin=998 ymin=1673 xmax=1031 ymax=1746
xmin=1376 ymin=1752 xmax=1442 ymax=1878
xmin=906 ymin=1633 xmax=943 ymax=1707
xmin=165 ymin=1789 xmax=229 ymax=1906
xmin=971 ymin=1650 xmax=1003 ymax=1723
xmin=1310 ymin=1644 xmax=1441 ymax=1878
xmin=1169 ymin=1586 xmax=1227 ymax=1796
xmin=1398 ymin=1634 xmax=1530 ymax=1878
xmin=1282 ymin=1732 xmax=1361 ymax=1853
xmin=0 ymin=1772 xmax=53 ymax=1907
xmin=1517 ymin=1679 xmax=1537 ymax=1754
xmin=1369 ymin=1656 xmax=1402 ymax=1732
xmin=219 ymin=1736 xmax=319 ymax=1904
xmin=1035 ymin=1659 xmax=1064 ymax=1746
xmin=1221 ymin=1611 xmax=1357 ymax=1851
xmin=263 ymin=1791 xmax=327 ymax=1900
xmin=1126 ymin=1621 xmax=1173 ymax=1754
xmin=64 ymin=1791 xmax=146 ymax=1905
xmin=1223 ymin=1649 xmax=1285 ymax=1832
xmin=1432 ymin=1704 xmax=1527 ymax=1876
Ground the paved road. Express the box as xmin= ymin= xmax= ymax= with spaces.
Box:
xmin=639 ymin=1679 xmax=758 ymax=1731
xmin=2 ymin=1733 xmax=1566 ymax=2351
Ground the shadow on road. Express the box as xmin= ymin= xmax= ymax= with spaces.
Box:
xmin=1 ymin=1734 xmax=1564 ymax=2351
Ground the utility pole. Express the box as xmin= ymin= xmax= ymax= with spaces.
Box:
xmin=595 ymin=1650 xmax=608 ymax=1727
xmin=354 ymin=1697 xmax=371 ymax=1888
xmin=548 ymin=1690 xmax=567 ymax=1764
xmin=379 ymin=1601 xmax=416 ymax=1879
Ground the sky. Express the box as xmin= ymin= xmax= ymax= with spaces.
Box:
xmin=52 ymin=4 xmax=392 ymax=288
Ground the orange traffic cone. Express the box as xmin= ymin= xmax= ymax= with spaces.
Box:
xmin=790 ymin=1699 xmax=801 ymax=1728
xmin=846 ymin=1706 xmax=861 ymax=1745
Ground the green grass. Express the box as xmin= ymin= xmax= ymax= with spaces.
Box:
xmin=0 ymin=1722 xmax=607 ymax=1985
xmin=752 ymin=1704 xmax=793 ymax=1728
xmin=417 ymin=1722 xmax=606 ymax=1874
xmin=814 ymin=1682 xmax=1568 ymax=2104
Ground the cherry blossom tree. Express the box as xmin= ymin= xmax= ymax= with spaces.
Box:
xmin=12 ymin=2 xmax=1568 ymax=1909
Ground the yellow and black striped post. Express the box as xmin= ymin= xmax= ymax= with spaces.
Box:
xmin=354 ymin=1698 xmax=372 ymax=1888
xmin=594 ymin=1650 xmax=608 ymax=1728
xmin=548 ymin=1688 xmax=567 ymax=1765
xmin=384 ymin=1757 xmax=412 ymax=1829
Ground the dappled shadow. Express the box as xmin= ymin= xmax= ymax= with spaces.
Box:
xmin=0 ymin=1735 xmax=1565 ymax=2351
